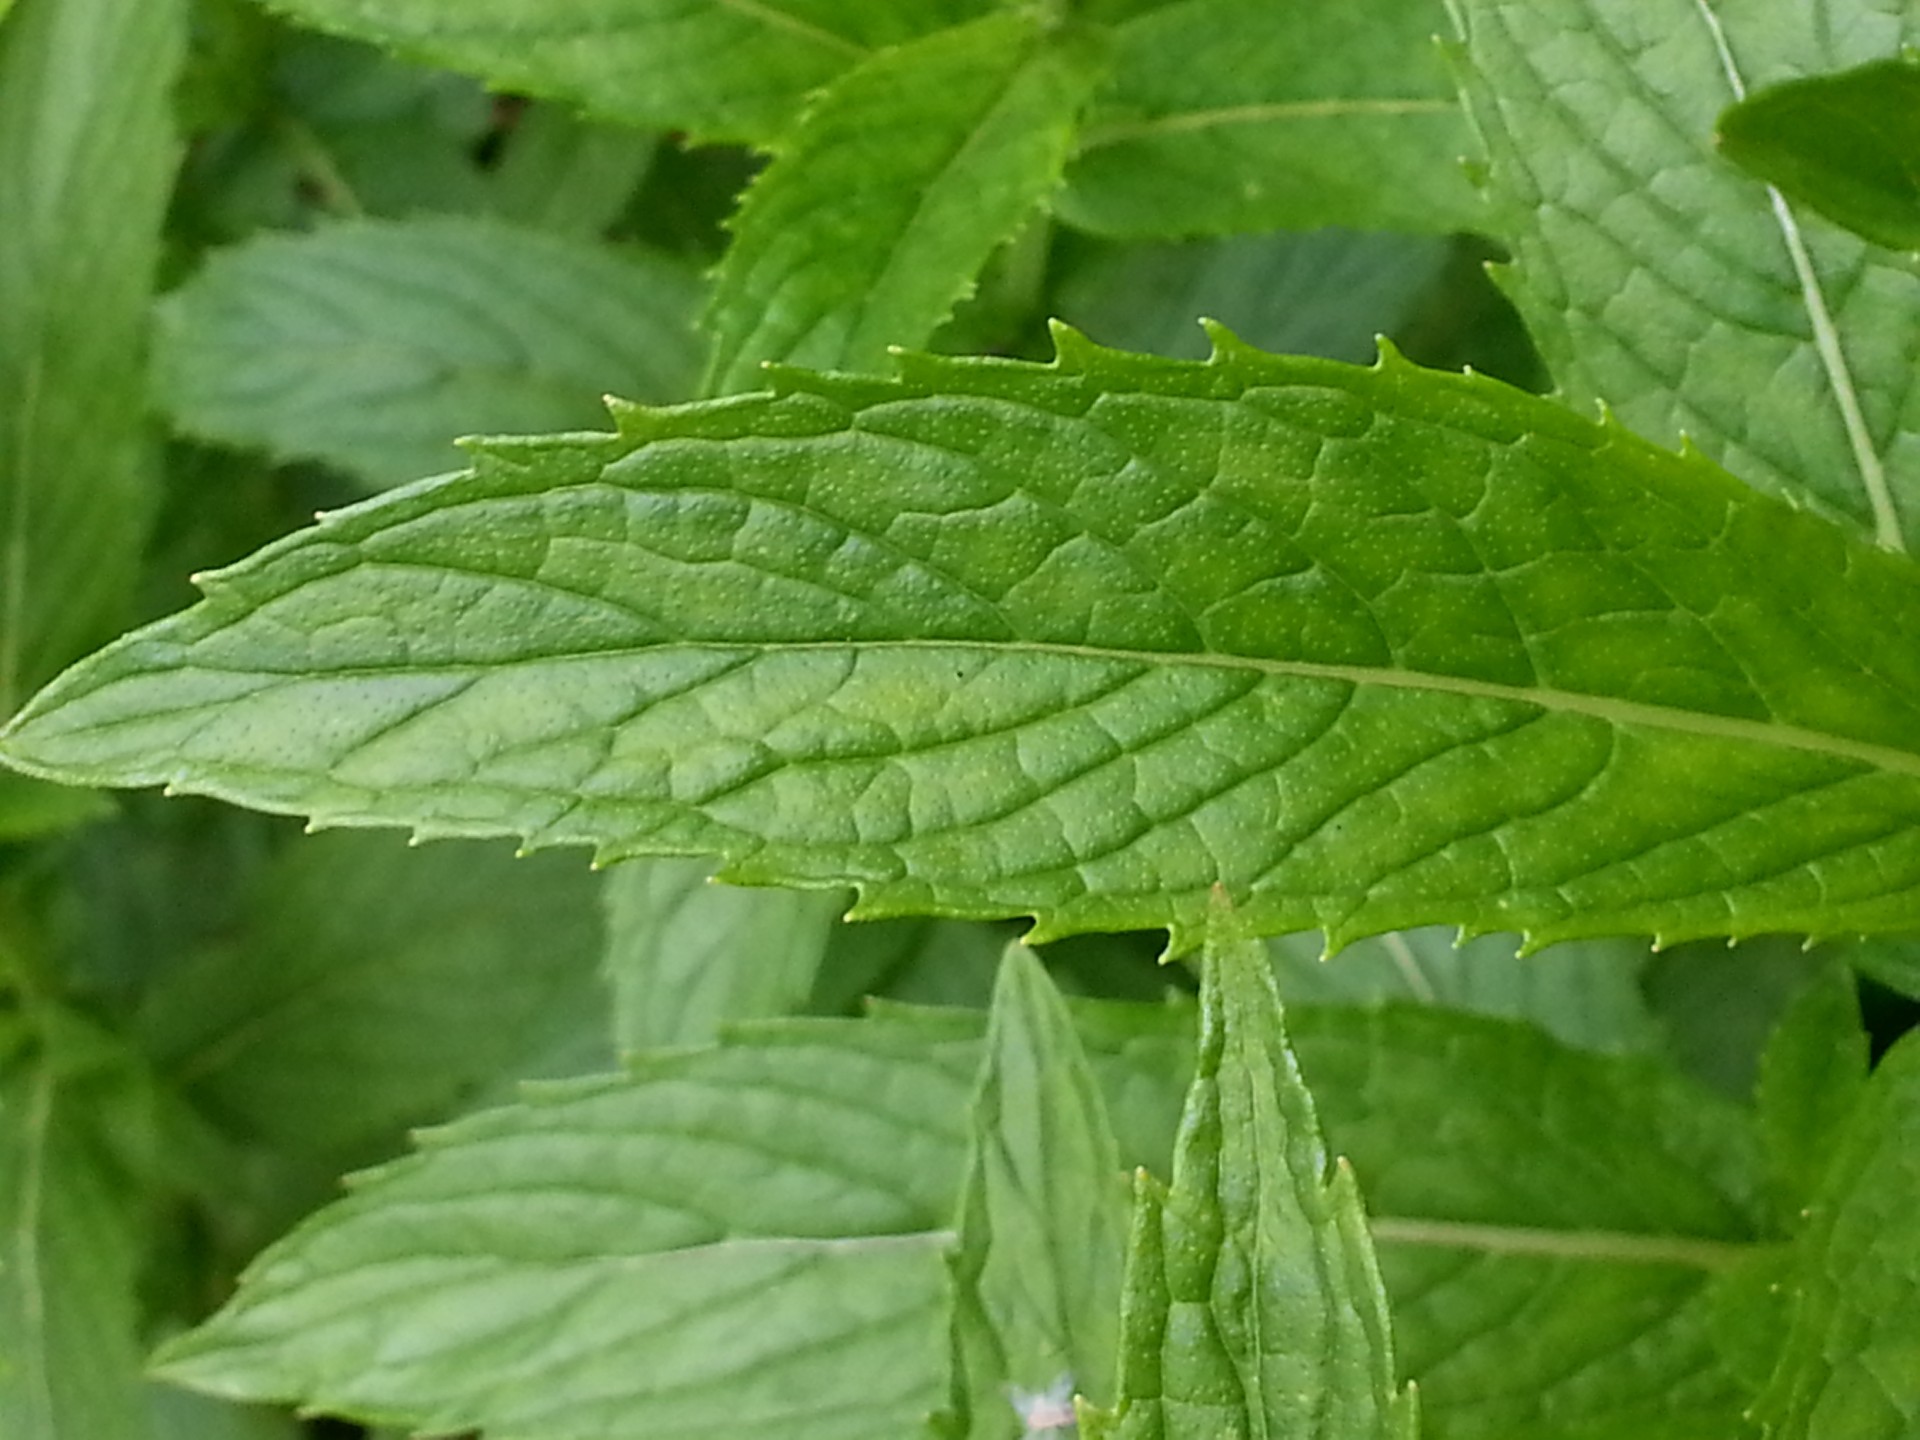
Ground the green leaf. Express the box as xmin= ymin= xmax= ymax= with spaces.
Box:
xmin=1446 ymin=0 xmax=1920 ymax=550
xmin=1269 ymin=927 xmax=1660 ymax=1054
xmin=151 ymin=1016 xmax=977 ymax=1435
xmin=1753 ymin=1030 xmax=1920 ymax=1438
xmin=704 ymin=12 xmax=1106 ymax=393
xmin=1054 ymin=228 xmax=1454 ymax=366
xmin=1082 ymin=911 xmax=1415 ymax=1439
xmin=1754 ymin=965 xmax=1868 ymax=1226
xmin=0 ymin=1011 xmax=154 ymax=1440
xmin=481 ymin=102 xmax=660 ymax=239
xmin=881 ymin=993 xmax=1775 ymax=1439
xmin=1846 ymin=937 xmax=1920 ymax=1001
xmin=1295 ymin=1005 xmax=1767 ymax=1440
xmin=0 ymin=0 xmax=184 ymax=713
xmin=944 ymin=945 xmax=1128 ymax=1435
xmin=600 ymin=857 xmax=843 ymax=1051
xmin=153 ymin=217 xmax=705 ymax=489
xmin=15 ymin=336 xmax=1920 ymax=950
xmin=251 ymin=0 xmax=995 ymax=143
xmin=1717 ymin=57 xmax=1920 ymax=254
xmin=135 ymin=830 xmax=609 ymax=1162
xmin=1059 ymin=0 xmax=1479 ymax=238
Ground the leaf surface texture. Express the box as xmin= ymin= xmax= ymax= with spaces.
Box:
xmin=12 ymin=339 xmax=1920 ymax=948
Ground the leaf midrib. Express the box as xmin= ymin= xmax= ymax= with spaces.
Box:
xmin=1077 ymin=98 xmax=1456 ymax=152
xmin=1368 ymin=1214 xmax=1756 ymax=1270
xmin=81 ymin=635 xmax=1920 ymax=782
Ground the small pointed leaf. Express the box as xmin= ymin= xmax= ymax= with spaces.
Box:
xmin=943 ymin=945 xmax=1128 ymax=1435
xmin=1083 ymin=909 xmax=1416 ymax=1438
xmin=705 ymin=11 xmax=1106 ymax=392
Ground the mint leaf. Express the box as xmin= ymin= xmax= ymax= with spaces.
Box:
xmin=1846 ymin=938 xmax=1920 ymax=1002
xmin=481 ymin=103 xmax=659 ymax=239
xmin=1754 ymin=965 xmax=1868 ymax=1225
xmin=1446 ymin=0 xmax=1920 ymax=549
xmin=1083 ymin=913 xmax=1416 ymax=1439
xmin=13 ymin=337 xmax=1920 ymax=949
xmin=0 ymin=1012 xmax=152 ymax=1440
xmin=705 ymin=12 xmax=1105 ymax=392
xmin=944 ymin=945 xmax=1128 ymax=1434
xmin=600 ymin=858 xmax=842 ymax=1050
xmin=1753 ymin=1031 xmax=1920 ymax=1438
xmin=0 ymin=0 xmax=183 ymax=712
xmin=1060 ymin=0 xmax=1479 ymax=238
xmin=254 ymin=0 xmax=994 ymax=143
xmin=136 ymin=831 xmax=608 ymax=1162
xmin=1054 ymin=228 xmax=1453 ymax=366
xmin=154 ymin=217 xmax=704 ymax=489
xmin=1270 ymin=927 xmax=1660 ymax=1054
xmin=152 ymin=1017 xmax=976 ymax=1434
xmin=1298 ymin=1006 xmax=1764 ymax=1439
xmin=1717 ymin=57 xmax=1920 ymax=254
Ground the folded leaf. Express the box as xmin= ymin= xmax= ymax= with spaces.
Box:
xmin=1082 ymin=910 xmax=1416 ymax=1438
xmin=705 ymin=11 xmax=1106 ymax=392
xmin=1061 ymin=0 xmax=1479 ymax=237
xmin=0 ymin=0 xmax=183 ymax=712
xmin=12 ymin=335 xmax=1920 ymax=950
xmin=943 ymin=945 xmax=1128 ymax=1435
xmin=151 ymin=1017 xmax=977 ymax=1435
xmin=252 ymin=0 xmax=994 ymax=143
xmin=1753 ymin=1031 xmax=1920 ymax=1438
xmin=1446 ymin=0 xmax=1920 ymax=549
xmin=1717 ymin=58 xmax=1920 ymax=254
xmin=154 ymin=217 xmax=704 ymax=489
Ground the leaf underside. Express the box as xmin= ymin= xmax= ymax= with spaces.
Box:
xmin=10 ymin=334 xmax=1920 ymax=951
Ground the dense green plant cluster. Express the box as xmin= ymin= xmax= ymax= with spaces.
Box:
xmin=1 ymin=0 xmax=1918 ymax=1437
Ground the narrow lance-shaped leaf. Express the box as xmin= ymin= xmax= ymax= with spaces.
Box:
xmin=1752 ymin=1030 xmax=1920 ymax=1438
xmin=1717 ymin=57 xmax=1920 ymax=255
xmin=942 ymin=944 xmax=1129 ymax=1436
xmin=250 ymin=0 xmax=995 ymax=143
xmin=13 ymin=334 xmax=1920 ymax=951
xmin=1059 ymin=0 xmax=1479 ymax=238
xmin=1445 ymin=0 xmax=1920 ymax=549
xmin=0 ymin=0 xmax=184 ymax=712
xmin=705 ymin=10 xmax=1106 ymax=393
xmin=1082 ymin=903 xmax=1417 ymax=1438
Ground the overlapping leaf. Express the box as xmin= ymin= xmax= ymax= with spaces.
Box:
xmin=0 ymin=0 xmax=183 ymax=713
xmin=1446 ymin=0 xmax=1920 ymax=548
xmin=1753 ymin=1031 xmax=1920 ymax=1438
xmin=12 ymin=338 xmax=1920 ymax=949
xmin=151 ymin=1017 xmax=978 ymax=1436
xmin=600 ymin=856 xmax=842 ymax=1050
xmin=251 ymin=0 xmax=993 ymax=142
xmin=705 ymin=11 xmax=1105 ymax=392
xmin=154 ymin=217 xmax=704 ymax=488
xmin=1060 ymin=0 xmax=1479 ymax=237
xmin=1717 ymin=58 xmax=1920 ymax=254
xmin=136 ymin=830 xmax=608 ymax=1162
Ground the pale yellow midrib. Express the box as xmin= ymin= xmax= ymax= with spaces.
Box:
xmin=1369 ymin=1215 xmax=1755 ymax=1270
